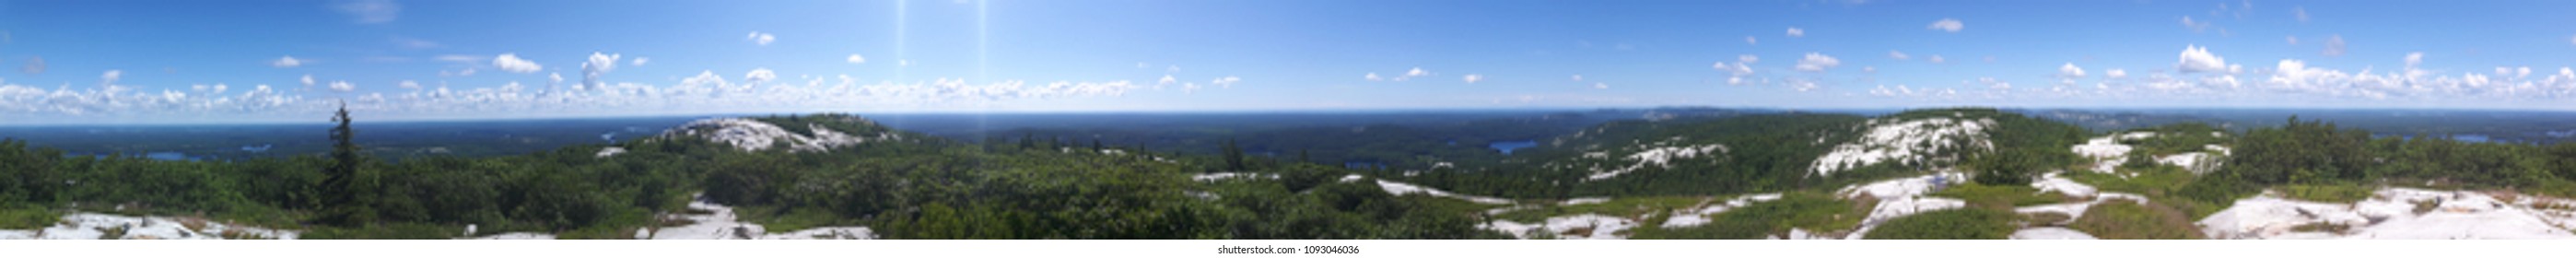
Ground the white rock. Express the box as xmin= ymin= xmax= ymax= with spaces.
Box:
xmin=1811 ymin=117 xmax=1996 ymax=176
xmin=2010 ymin=228 xmax=2100 ymax=240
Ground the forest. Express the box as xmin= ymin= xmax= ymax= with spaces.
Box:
xmin=7 ymin=107 xmax=2576 ymax=239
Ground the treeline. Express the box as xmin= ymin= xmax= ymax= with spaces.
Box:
xmin=2177 ymin=116 xmax=2576 ymax=205
xmin=0 ymin=112 xmax=1503 ymax=239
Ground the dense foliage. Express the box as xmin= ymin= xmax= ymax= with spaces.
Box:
xmin=0 ymin=113 xmax=1502 ymax=239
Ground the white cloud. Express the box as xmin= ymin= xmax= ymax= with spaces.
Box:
xmin=846 ymin=54 xmax=866 ymax=64
xmin=328 ymin=80 xmax=355 ymax=92
xmin=1786 ymin=27 xmax=1805 ymax=38
xmin=2177 ymin=45 xmax=2229 ymax=73
xmin=746 ymin=31 xmax=777 ymax=46
xmin=1396 ymin=67 xmax=1430 ymax=81
xmin=1888 ymin=51 xmax=1910 ymax=60
xmin=492 ymin=53 xmax=543 ymax=74
xmin=300 ymin=75 xmax=316 ymax=88
xmin=1364 ymin=73 xmax=1382 ymax=81
xmin=1928 ymin=55 xmax=1948 ymax=64
xmin=2406 ymin=52 xmax=2424 ymax=67
xmin=1159 ymin=75 xmax=1177 ymax=85
xmin=2180 ymin=16 xmax=2211 ymax=32
xmin=1739 ymin=54 xmax=1759 ymax=64
xmin=1462 ymin=74 xmax=1484 ymax=84
xmin=582 ymin=53 xmax=621 ymax=90
xmin=2295 ymin=6 xmax=2311 ymax=23
xmin=391 ymin=36 xmax=439 ymax=49
xmin=434 ymin=54 xmax=485 ymax=63
xmin=1212 ymin=76 xmax=1242 ymax=88
xmin=101 ymin=70 xmax=122 ymax=85
xmin=333 ymin=0 xmax=400 ymax=24
xmin=272 ymin=56 xmax=305 ymax=67
xmin=1794 ymin=53 xmax=1840 ymax=72
xmin=1593 ymin=83 xmax=1609 ymax=89
xmin=1927 ymin=18 xmax=1963 ymax=32
xmin=1745 ymin=36 xmax=1757 ymax=45
xmin=21 ymin=56 xmax=43 ymax=75
xmin=744 ymin=68 xmax=778 ymax=85
xmin=2286 ymin=36 xmax=2300 ymax=45
xmin=631 ymin=57 xmax=650 ymax=66
xmin=399 ymin=80 xmax=420 ymax=89
xmin=1572 ymin=75 xmax=1583 ymax=81
xmin=2322 ymin=35 xmax=2348 ymax=56
xmin=2058 ymin=63 xmax=2087 ymax=77
xmin=2105 ymin=69 xmax=2128 ymax=79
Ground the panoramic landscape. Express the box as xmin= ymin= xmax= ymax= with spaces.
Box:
xmin=6 ymin=0 xmax=2576 ymax=241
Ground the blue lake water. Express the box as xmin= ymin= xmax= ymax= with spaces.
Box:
xmin=1488 ymin=140 xmax=1538 ymax=155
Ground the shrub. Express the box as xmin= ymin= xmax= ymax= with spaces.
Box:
xmin=2067 ymin=201 xmax=2201 ymax=240
xmin=1863 ymin=208 xmax=2017 ymax=240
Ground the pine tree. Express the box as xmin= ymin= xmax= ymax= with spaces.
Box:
xmin=320 ymin=100 xmax=366 ymax=225
xmin=1221 ymin=139 xmax=1246 ymax=170
xmin=1091 ymin=139 xmax=1103 ymax=152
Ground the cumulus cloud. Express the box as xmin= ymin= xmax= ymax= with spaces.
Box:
xmin=101 ymin=70 xmax=123 ymax=85
xmin=492 ymin=53 xmax=543 ymax=74
xmin=846 ymin=54 xmax=866 ymax=64
xmin=746 ymin=31 xmax=777 ymax=46
xmin=744 ymin=68 xmax=778 ymax=85
xmin=632 ymin=57 xmax=650 ymax=66
xmin=2058 ymin=63 xmax=2087 ymax=77
xmin=2177 ymin=45 xmax=2229 ymax=74
xmin=300 ymin=75 xmax=316 ymax=88
xmin=2105 ymin=69 xmax=2128 ymax=79
xmin=399 ymin=80 xmax=420 ymax=89
xmin=272 ymin=56 xmax=305 ymax=67
xmin=1364 ymin=73 xmax=1382 ymax=81
xmin=1794 ymin=53 xmax=1840 ymax=72
xmin=2322 ymin=35 xmax=2348 ymax=56
xmin=328 ymin=81 xmax=356 ymax=92
xmin=1888 ymin=51 xmax=1911 ymax=60
xmin=1786 ymin=27 xmax=1805 ymax=38
xmin=1159 ymin=75 xmax=1177 ymax=85
xmin=333 ymin=0 xmax=400 ymax=24
xmin=582 ymin=52 xmax=621 ymax=90
xmin=1927 ymin=18 xmax=1963 ymax=32
xmin=2406 ymin=52 xmax=2424 ymax=68
xmin=1462 ymin=74 xmax=1484 ymax=84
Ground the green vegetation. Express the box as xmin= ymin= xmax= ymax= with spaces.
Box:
xmin=2277 ymin=184 xmax=2376 ymax=203
xmin=1928 ymin=183 xmax=2068 ymax=209
xmin=1862 ymin=208 xmax=2019 ymax=240
xmin=2068 ymin=201 xmax=2202 ymax=240
xmin=1630 ymin=192 xmax=1866 ymax=240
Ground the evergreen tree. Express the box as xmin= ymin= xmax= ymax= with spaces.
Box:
xmin=1222 ymin=139 xmax=1246 ymax=170
xmin=320 ymin=100 xmax=367 ymax=225
xmin=1091 ymin=139 xmax=1103 ymax=152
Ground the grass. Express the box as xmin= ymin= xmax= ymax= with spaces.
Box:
xmin=736 ymin=206 xmax=849 ymax=233
xmin=2065 ymin=166 xmax=2197 ymax=195
xmin=1630 ymin=192 xmax=1867 ymax=240
xmin=1862 ymin=208 xmax=2019 ymax=240
xmin=1927 ymin=183 xmax=2070 ymax=209
xmin=2278 ymin=184 xmax=2375 ymax=203
xmin=2067 ymin=201 xmax=2203 ymax=240
xmin=0 ymin=207 xmax=60 ymax=229
xmin=1491 ymin=195 xmax=1707 ymax=224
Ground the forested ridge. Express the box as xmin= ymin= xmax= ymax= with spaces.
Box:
xmin=8 ymin=107 xmax=2576 ymax=239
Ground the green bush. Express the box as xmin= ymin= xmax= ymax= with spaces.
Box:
xmin=2067 ymin=201 xmax=2202 ymax=240
xmin=1863 ymin=208 xmax=2017 ymax=240
xmin=1928 ymin=183 xmax=2067 ymax=209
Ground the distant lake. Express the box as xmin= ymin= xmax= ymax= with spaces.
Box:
xmin=1489 ymin=140 xmax=1538 ymax=155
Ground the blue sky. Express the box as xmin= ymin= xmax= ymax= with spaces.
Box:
xmin=3 ymin=0 xmax=2575 ymax=124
